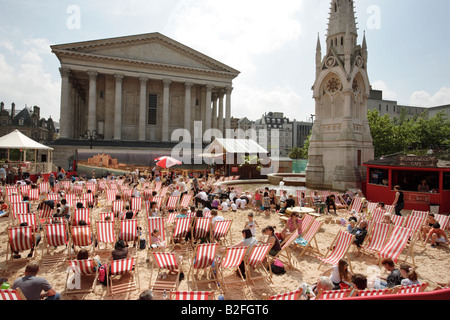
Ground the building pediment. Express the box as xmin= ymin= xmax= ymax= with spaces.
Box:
xmin=51 ymin=33 xmax=240 ymax=77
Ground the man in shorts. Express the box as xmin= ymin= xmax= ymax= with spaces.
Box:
xmin=425 ymin=222 xmax=449 ymax=248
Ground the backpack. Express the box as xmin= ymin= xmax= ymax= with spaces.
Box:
xmin=269 ymin=259 xmax=286 ymax=275
xmin=139 ymin=238 xmax=146 ymax=250
xmin=98 ymin=264 xmax=108 ymax=285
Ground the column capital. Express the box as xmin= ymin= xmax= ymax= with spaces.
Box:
xmin=87 ymin=70 xmax=98 ymax=80
xmin=114 ymin=74 xmax=125 ymax=82
xmin=218 ymin=89 xmax=225 ymax=98
xmin=185 ymin=81 xmax=194 ymax=89
xmin=212 ymin=93 xmax=218 ymax=101
xmin=225 ymin=86 xmax=233 ymax=94
xmin=206 ymin=83 xmax=214 ymax=91
xmin=59 ymin=67 xmax=71 ymax=78
xmin=163 ymin=78 xmax=172 ymax=87
xmin=139 ymin=76 xmax=149 ymax=84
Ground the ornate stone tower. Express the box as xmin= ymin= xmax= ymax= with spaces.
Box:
xmin=306 ymin=0 xmax=374 ymax=191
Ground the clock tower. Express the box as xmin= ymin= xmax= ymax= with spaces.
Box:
xmin=306 ymin=0 xmax=374 ymax=191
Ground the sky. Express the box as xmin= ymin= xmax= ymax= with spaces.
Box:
xmin=0 ymin=0 xmax=449 ymax=123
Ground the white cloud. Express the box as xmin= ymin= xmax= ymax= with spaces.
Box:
xmin=371 ymin=80 xmax=398 ymax=101
xmin=410 ymin=87 xmax=450 ymax=107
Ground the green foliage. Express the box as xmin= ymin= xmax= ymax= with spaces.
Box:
xmin=289 ymin=131 xmax=311 ymax=160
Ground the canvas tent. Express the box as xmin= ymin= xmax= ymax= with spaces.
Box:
xmin=0 ymin=130 xmax=54 ymax=174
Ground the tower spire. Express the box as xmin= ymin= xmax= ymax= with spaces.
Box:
xmin=326 ymin=0 xmax=358 ymax=53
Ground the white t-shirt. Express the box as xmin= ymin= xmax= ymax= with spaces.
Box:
xmin=212 ymin=215 xmax=225 ymax=225
xmin=246 ymin=221 xmax=257 ymax=236
xmin=329 ymin=265 xmax=342 ymax=284
xmin=179 ymin=182 xmax=187 ymax=193
xmin=231 ymin=203 xmax=237 ymax=211
xmin=196 ymin=191 xmax=208 ymax=202
xmin=221 ymin=202 xmax=228 ymax=211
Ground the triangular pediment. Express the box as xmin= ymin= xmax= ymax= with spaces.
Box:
xmin=51 ymin=33 xmax=239 ymax=76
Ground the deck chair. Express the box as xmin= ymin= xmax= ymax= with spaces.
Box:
xmin=130 ymin=197 xmax=143 ymax=212
xmin=404 ymin=215 xmax=426 ymax=243
xmin=391 ymin=215 xmax=405 ymax=227
xmin=165 ymin=196 xmax=179 ymax=211
xmin=82 ymin=193 xmax=94 ymax=207
xmin=188 ymin=243 xmax=219 ymax=290
xmin=434 ymin=214 xmax=450 ymax=236
xmin=73 ymin=185 xmax=84 ymax=196
xmin=317 ymin=230 xmax=355 ymax=272
xmin=159 ymin=186 xmax=169 ymax=197
xmin=70 ymin=225 xmax=94 ymax=257
xmin=107 ymin=257 xmax=140 ymax=296
xmin=39 ymin=182 xmax=50 ymax=194
xmin=47 ymin=193 xmax=59 ymax=202
xmin=95 ymin=221 xmax=116 ymax=251
xmin=147 ymin=217 xmax=167 ymax=255
xmin=10 ymin=202 xmax=30 ymax=223
xmin=65 ymin=193 xmax=76 ymax=207
xmin=65 ymin=259 xmax=98 ymax=295
xmin=7 ymin=194 xmax=22 ymax=204
xmin=100 ymin=212 xmax=115 ymax=222
xmin=191 ymin=217 xmax=212 ymax=245
xmin=357 ymin=288 xmax=392 ymax=297
xmin=0 ymin=288 xmax=27 ymax=300
xmin=269 ymin=289 xmax=302 ymax=300
xmin=106 ymin=189 xmax=117 ymax=204
xmin=392 ymin=283 xmax=428 ymax=294
xmin=149 ymin=252 xmax=183 ymax=294
xmin=360 ymin=222 xmax=392 ymax=256
xmin=41 ymin=222 xmax=69 ymax=266
xmin=214 ymin=246 xmax=248 ymax=291
xmin=210 ymin=220 xmax=233 ymax=245
xmin=86 ymin=183 xmax=97 ymax=193
xmin=294 ymin=219 xmax=323 ymax=258
xmin=244 ymin=243 xmax=273 ymax=285
xmin=112 ymin=200 xmax=124 ymax=215
xmin=170 ymin=291 xmax=215 ymax=300
xmin=318 ymin=289 xmax=352 ymax=300
xmin=370 ymin=208 xmax=386 ymax=223
xmin=348 ymin=197 xmax=364 ymax=215
xmin=143 ymin=188 xmax=154 ymax=201
xmin=6 ymin=226 xmax=37 ymax=265
xmin=20 ymin=185 xmax=31 ymax=197
xmin=378 ymin=226 xmax=415 ymax=266
xmin=27 ymin=188 xmax=39 ymax=201
xmin=169 ymin=217 xmax=192 ymax=247
xmin=166 ymin=212 xmax=178 ymax=225
xmin=18 ymin=213 xmax=38 ymax=230
xmin=384 ymin=205 xmax=395 ymax=214
xmin=270 ymin=230 xmax=299 ymax=269
xmin=72 ymin=208 xmax=91 ymax=226
xmin=299 ymin=214 xmax=315 ymax=237
xmin=122 ymin=188 xmax=132 ymax=202
xmin=152 ymin=196 xmax=164 ymax=210
xmin=179 ymin=194 xmax=193 ymax=209
xmin=119 ymin=219 xmax=138 ymax=248
xmin=366 ymin=202 xmax=378 ymax=216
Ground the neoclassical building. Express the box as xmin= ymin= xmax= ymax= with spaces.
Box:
xmin=51 ymin=32 xmax=239 ymax=144
xmin=306 ymin=0 xmax=375 ymax=191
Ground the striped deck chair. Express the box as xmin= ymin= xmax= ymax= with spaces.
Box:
xmin=106 ymin=189 xmax=117 ymax=204
xmin=41 ymin=222 xmax=69 ymax=266
xmin=47 ymin=193 xmax=59 ymax=202
xmin=86 ymin=183 xmax=97 ymax=194
xmin=27 ymin=188 xmax=39 ymax=201
xmin=65 ymin=259 xmax=98 ymax=295
xmin=72 ymin=208 xmax=91 ymax=226
xmin=159 ymin=186 xmax=169 ymax=197
xmin=150 ymin=252 xmax=183 ymax=294
xmin=75 ymin=198 xmax=88 ymax=209
xmin=6 ymin=226 xmax=36 ymax=264
xmin=38 ymin=205 xmax=54 ymax=225
xmin=151 ymin=196 xmax=164 ymax=210
xmin=20 ymin=185 xmax=30 ymax=197
xmin=0 ymin=288 xmax=27 ymax=300
xmin=107 ymin=257 xmax=140 ymax=296
xmin=210 ymin=219 xmax=233 ymax=245
xmin=360 ymin=222 xmax=392 ymax=256
xmin=215 ymin=246 xmax=248 ymax=290
xmin=61 ymin=181 xmax=71 ymax=191
xmin=18 ymin=213 xmax=38 ymax=230
xmin=269 ymin=289 xmax=302 ymax=301
xmin=411 ymin=210 xmax=429 ymax=222
xmin=165 ymin=196 xmax=179 ymax=211
xmin=8 ymin=194 xmax=22 ymax=204
xmin=348 ymin=197 xmax=364 ymax=215
xmin=65 ymin=193 xmax=76 ymax=207
xmin=357 ymin=288 xmax=392 ymax=297
xmin=188 ymin=243 xmax=219 ymax=289
xmin=170 ymin=291 xmax=214 ymax=301
xmin=366 ymin=202 xmax=378 ymax=215
xmin=318 ymin=289 xmax=352 ymax=300
xmin=166 ymin=212 xmax=178 ymax=225
xmin=299 ymin=214 xmax=315 ymax=237
xmin=378 ymin=226 xmax=415 ymax=266
xmin=203 ymin=210 xmax=212 ymax=219
xmin=119 ymin=219 xmax=138 ymax=245
xmin=73 ymin=185 xmax=84 ymax=196
xmin=39 ymin=182 xmax=50 ymax=194
xmin=384 ymin=205 xmax=395 ymax=214
xmin=370 ymin=208 xmax=387 ymax=223
xmin=10 ymin=202 xmax=30 ymax=222
xmin=179 ymin=194 xmax=193 ymax=209
xmin=112 ymin=200 xmax=124 ymax=214
xmin=270 ymin=230 xmax=300 ymax=269
xmin=6 ymin=186 xmax=18 ymax=196
xmin=147 ymin=217 xmax=166 ymax=253
xmin=434 ymin=214 xmax=450 ymax=236
xmin=244 ymin=243 xmax=273 ymax=285
xmin=317 ymin=230 xmax=355 ymax=272
xmin=170 ymin=217 xmax=192 ymax=246
xmin=191 ymin=217 xmax=212 ymax=245
xmin=95 ymin=221 xmax=116 ymax=251
xmin=82 ymin=193 xmax=94 ymax=207
xmin=122 ymin=188 xmax=132 ymax=202
xmin=143 ymin=188 xmax=154 ymax=201
xmin=154 ymin=181 xmax=162 ymax=192
xmin=392 ymin=283 xmax=428 ymax=294
xmin=130 ymin=197 xmax=143 ymax=212
xmin=294 ymin=219 xmax=323 ymax=258
xmin=404 ymin=215 xmax=426 ymax=243
xmin=391 ymin=215 xmax=405 ymax=227
xmin=100 ymin=212 xmax=115 ymax=222
xmin=70 ymin=225 xmax=94 ymax=255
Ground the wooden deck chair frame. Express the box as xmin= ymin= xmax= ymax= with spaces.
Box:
xmin=0 ymin=288 xmax=27 ymax=300
xmin=107 ymin=257 xmax=140 ymax=296
xmin=244 ymin=243 xmax=273 ymax=285
xmin=294 ymin=219 xmax=323 ymax=259
xmin=317 ymin=230 xmax=355 ymax=273
xmin=6 ymin=226 xmax=37 ymax=265
xmin=95 ymin=220 xmax=116 ymax=252
xmin=269 ymin=230 xmax=299 ymax=269
xmin=214 ymin=246 xmax=248 ymax=291
xmin=64 ymin=259 xmax=98 ymax=295
xmin=41 ymin=221 xmax=70 ymax=266
xmin=188 ymin=243 xmax=219 ymax=290
xmin=149 ymin=252 xmax=183 ymax=294
xmin=170 ymin=291 xmax=215 ymax=300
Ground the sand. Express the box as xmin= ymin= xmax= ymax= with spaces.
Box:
xmin=1 ymin=183 xmax=449 ymax=301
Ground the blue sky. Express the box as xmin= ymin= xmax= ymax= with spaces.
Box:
xmin=0 ymin=0 xmax=449 ymax=123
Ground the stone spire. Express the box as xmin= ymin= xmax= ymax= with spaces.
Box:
xmin=326 ymin=0 xmax=358 ymax=54
xmin=316 ymin=33 xmax=322 ymax=77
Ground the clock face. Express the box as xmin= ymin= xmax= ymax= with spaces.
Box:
xmin=325 ymin=77 xmax=342 ymax=94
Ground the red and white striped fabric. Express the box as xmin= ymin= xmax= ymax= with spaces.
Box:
xmin=166 ymin=196 xmax=179 ymax=210
xmin=396 ymin=284 xmax=425 ymax=294
xmin=212 ymin=220 xmax=233 ymax=241
xmin=98 ymin=181 xmax=107 ymax=192
xmin=220 ymin=246 xmax=247 ymax=269
xmin=172 ymin=217 xmax=191 ymax=240
xmin=148 ymin=217 xmax=165 ymax=245
xmin=65 ymin=194 xmax=76 ymax=207
xmin=18 ymin=213 xmax=38 ymax=229
xmin=378 ymin=226 xmax=413 ymax=263
xmin=371 ymin=208 xmax=386 ymax=223
xmin=246 ymin=244 xmax=272 ymax=267
xmin=120 ymin=219 xmax=138 ymax=242
xmin=38 ymin=205 xmax=54 ymax=220
xmin=61 ymin=181 xmax=71 ymax=191
xmin=318 ymin=230 xmax=355 ymax=266
xmin=358 ymin=288 xmax=390 ymax=297
xmin=110 ymin=258 xmax=135 ymax=276
xmin=171 ymin=291 xmax=213 ymax=301
xmin=86 ymin=183 xmax=97 ymax=193
xmin=73 ymin=209 xmax=91 ymax=226
xmin=319 ymin=289 xmax=352 ymax=300
xmin=143 ymin=188 xmax=154 ymax=201
xmin=47 ymin=193 xmax=59 ymax=202
xmin=349 ymin=197 xmax=363 ymax=213
xmin=192 ymin=243 xmax=218 ymax=269
xmin=122 ymin=188 xmax=132 ymax=202
xmin=8 ymin=194 xmax=22 ymax=204
xmin=20 ymin=185 xmax=30 ymax=197
xmin=152 ymin=252 xmax=179 ymax=271
xmin=82 ymin=193 xmax=94 ymax=206
xmin=27 ymin=189 xmax=39 ymax=201
xmin=159 ymin=186 xmax=169 ymax=197
xmin=322 ymin=190 xmax=330 ymax=200
xmin=112 ymin=200 xmax=124 ymax=213
xmin=68 ymin=259 xmax=96 ymax=275
xmin=166 ymin=212 xmax=177 ymax=225
xmin=44 ymin=223 xmax=68 ymax=247
xmin=11 ymin=202 xmax=29 ymax=219
xmin=366 ymin=202 xmax=378 ymax=215
xmin=404 ymin=215 xmax=425 ymax=232
xmin=300 ymin=214 xmax=315 ymax=236
xmin=434 ymin=214 xmax=450 ymax=232
xmin=8 ymin=226 xmax=34 ymax=252
xmin=180 ymin=194 xmax=192 ymax=208
xmin=411 ymin=210 xmax=429 ymax=222
xmin=41 ymin=217 xmax=65 ymax=225
xmin=0 ymin=289 xmax=25 ymax=300
xmin=39 ymin=182 xmax=50 ymax=194
xmin=151 ymin=196 xmax=164 ymax=210
xmin=192 ymin=217 xmax=211 ymax=240
xmin=96 ymin=221 xmax=116 ymax=245
xmin=270 ymin=290 xmax=301 ymax=301
xmin=116 ymin=179 xmax=124 ymax=186
xmin=100 ymin=212 xmax=115 ymax=222
xmin=203 ymin=211 xmax=211 ymax=219
xmin=106 ymin=189 xmax=117 ymax=204
xmin=6 ymin=186 xmax=18 ymax=196
xmin=299 ymin=219 xmax=322 ymax=245
xmin=391 ymin=215 xmax=405 ymax=227
xmin=141 ymin=182 xmax=151 ymax=189
xmin=281 ymin=230 xmax=299 ymax=251
xmin=73 ymin=185 xmax=84 ymax=195
xmin=362 ymin=222 xmax=391 ymax=253
xmin=131 ymin=197 xmax=143 ymax=211
xmin=75 ymin=199 xmax=88 ymax=208
xmin=384 ymin=205 xmax=395 ymax=214
xmin=71 ymin=225 xmax=93 ymax=247
xmin=154 ymin=181 xmax=162 ymax=192
xmin=108 ymin=183 xmax=118 ymax=190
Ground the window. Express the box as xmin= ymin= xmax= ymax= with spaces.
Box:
xmin=369 ymin=168 xmax=388 ymax=186
xmin=19 ymin=118 xmax=24 ymax=126
xmin=386 ymin=105 xmax=389 ymax=112
xmin=148 ymin=94 xmax=158 ymax=125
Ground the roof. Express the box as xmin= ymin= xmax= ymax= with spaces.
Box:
xmin=204 ymin=138 xmax=268 ymax=155
xmin=364 ymin=153 xmax=450 ymax=169
xmin=0 ymin=130 xmax=53 ymax=150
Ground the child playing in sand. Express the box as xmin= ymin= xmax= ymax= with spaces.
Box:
xmin=244 ymin=212 xmax=259 ymax=237
xmin=424 ymin=223 xmax=449 ymax=248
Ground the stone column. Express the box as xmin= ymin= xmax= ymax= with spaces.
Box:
xmin=139 ymin=76 xmax=148 ymax=141
xmin=184 ymin=82 xmax=193 ymax=141
xmin=211 ymin=93 xmax=218 ymax=129
xmin=87 ymin=71 xmax=98 ymax=133
xmin=204 ymin=84 xmax=214 ymax=142
xmin=218 ymin=89 xmax=224 ymax=134
xmin=59 ymin=68 xmax=70 ymax=139
xmin=162 ymin=79 xmax=172 ymax=142
xmin=225 ymin=86 xmax=233 ymax=131
xmin=114 ymin=74 xmax=124 ymax=140
xmin=69 ymin=82 xmax=76 ymax=139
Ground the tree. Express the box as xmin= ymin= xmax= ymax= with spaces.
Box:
xmin=288 ymin=147 xmax=304 ymax=160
